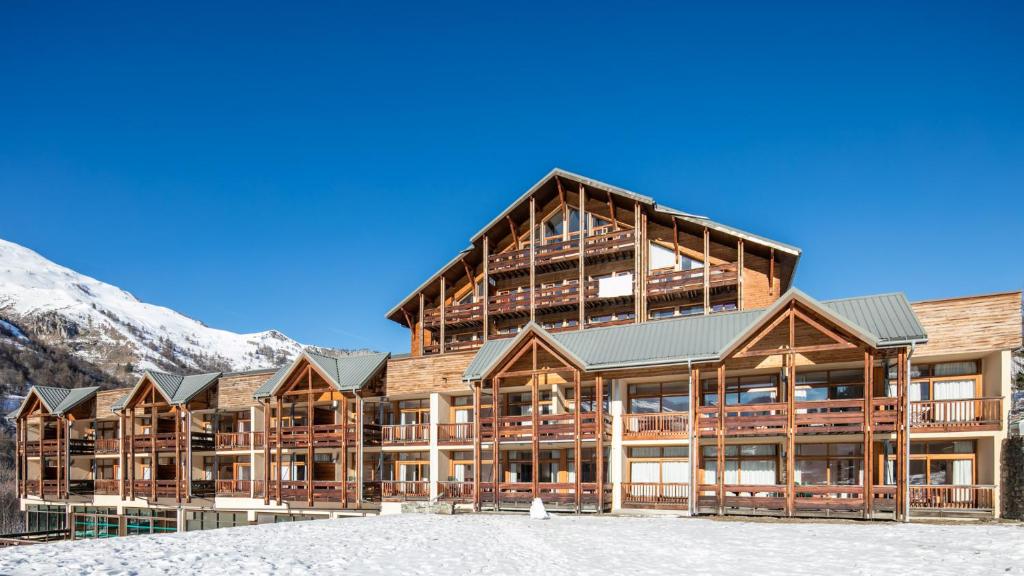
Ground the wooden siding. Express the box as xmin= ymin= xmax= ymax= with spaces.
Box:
xmin=218 ymin=371 xmax=276 ymax=410
xmin=386 ymin=351 xmax=476 ymax=396
xmin=912 ymin=291 xmax=1022 ymax=357
xmin=95 ymin=388 xmax=128 ymax=418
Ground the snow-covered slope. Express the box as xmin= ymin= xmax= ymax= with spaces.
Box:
xmin=0 ymin=237 xmax=306 ymax=377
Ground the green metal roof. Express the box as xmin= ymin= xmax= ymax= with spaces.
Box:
xmin=463 ymin=289 xmax=928 ymax=381
xmin=110 ymin=394 xmax=129 ymax=413
xmin=253 ymin=351 xmax=391 ymax=399
xmin=9 ymin=385 xmax=100 ymax=418
xmin=112 ymin=370 xmax=221 ymax=411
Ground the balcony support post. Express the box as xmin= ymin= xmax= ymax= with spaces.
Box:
xmin=737 ymin=239 xmax=744 ymax=311
xmin=37 ymin=414 xmax=43 ymax=498
xmin=175 ymin=407 xmax=181 ymax=503
xmin=717 ymin=364 xmax=725 ymax=515
xmin=263 ymin=400 xmax=271 ymax=505
xmin=689 ymin=365 xmax=699 ymax=516
xmin=276 ymin=396 xmax=283 ymax=505
xmin=492 ymin=377 xmax=501 ymax=511
xmin=342 ymin=393 xmax=349 ymax=508
xmin=129 ymin=408 xmax=135 ymax=500
xmin=578 ymin=183 xmax=586 ymax=330
xmin=472 ymin=382 xmax=481 ymax=512
xmin=573 ymin=370 xmax=582 ymax=513
xmin=531 ymin=344 xmax=539 ymax=499
xmin=417 ymin=293 xmax=425 ymax=356
xmin=863 ymin=349 xmax=874 ymax=518
xmin=150 ymin=387 xmax=156 ymax=502
xmin=785 ymin=351 xmax=796 ymax=517
xmin=55 ymin=415 xmax=62 ymax=500
xmin=307 ymin=381 xmax=314 ymax=507
xmin=596 ymin=375 xmax=605 ymax=513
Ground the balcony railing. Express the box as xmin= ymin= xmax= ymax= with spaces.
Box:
xmin=94 ymin=479 xmax=120 ymax=495
xmin=94 ymin=438 xmax=120 ymax=454
xmin=621 ymin=482 xmax=689 ymax=508
xmin=437 ymin=422 xmax=473 ymax=444
xmin=647 ymin=263 xmax=738 ymax=302
xmin=215 ymin=479 xmax=252 ymax=497
xmin=132 ymin=432 xmax=214 ymax=452
xmin=622 ymin=412 xmax=688 ymax=439
xmin=910 ymin=398 xmax=1002 ymax=431
xmin=489 ymin=290 xmax=531 ymax=317
xmin=486 ymin=229 xmax=636 ymax=278
xmin=423 ymin=301 xmax=485 ymax=328
xmin=382 ymin=423 xmax=430 ymax=445
xmin=909 ymin=485 xmax=995 ymax=512
xmin=584 ymin=228 xmax=635 ymax=260
xmin=494 ymin=412 xmax=608 ymax=442
xmin=131 ymin=480 xmax=183 ymax=498
xmin=381 ymin=480 xmax=430 ymax=501
xmin=215 ymin=432 xmax=251 ymax=450
xmin=437 ymin=481 xmax=474 ymax=501
xmin=793 ymin=399 xmax=867 ymax=434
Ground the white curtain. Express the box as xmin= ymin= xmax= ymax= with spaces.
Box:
xmin=455 ymin=410 xmax=470 ymax=424
xmin=888 ymin=382 xmax=923 ymax=401
xmin=741 ymin=460 xmax=776 ymax=486
xmin=453 ymin=463 xmax=468 ymax=482
xmin=952 ymin=460 xmax=973 ymax=503
xmin=933 ymin=380 xmax=975 ymax=422
xmin=598 ymin=274 xmax=633 ymax=298
xmin=884 ymin=459 xmax=895 ymax=485
xmin=662 ymin=461 xmax=689 ymax=483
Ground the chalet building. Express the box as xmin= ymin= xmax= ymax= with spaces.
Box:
xmin=10 ymin=168 xmax=1021 ymax=538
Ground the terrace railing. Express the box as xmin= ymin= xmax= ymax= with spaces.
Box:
xmin=382 ymin=423 xmax=430 ymax=445
xmin=622 ymin=413 xmax=688 ymax=439
xmin=621 ymin=482 xmax=689 ymax=508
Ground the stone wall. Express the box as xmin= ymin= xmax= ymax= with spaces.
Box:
xmin=1002 ymin=436 xmax=1024 ymax=519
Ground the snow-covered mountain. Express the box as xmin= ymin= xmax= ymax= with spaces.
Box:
xmin=0 ymin=237 xmax=308 ymax=379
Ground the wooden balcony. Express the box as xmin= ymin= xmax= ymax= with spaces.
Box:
xmin=793 ymin=485 xmax=867 ymax=512
xmin=697 ymin=403 xmax=789 ymax=437
xmin=94 ymin=479 xmax=120 ymax=495
xmin=423 ymin=301 xmax=484 ymax=328
xmin=131 ymin=480 xmax=183 ymax=498
xmin=621 ymin=482 xmax=689 ymax=509
xmin=215 ymin=432 xmax=251 ymax=450
xmin=94 ymin=438 xmax=120 ymax=454
xmin=909 ymin=485 xmax=995 ymax=513
xmin=647 ymin=262 xmax=738 ymax=302
xmin=493 ymin=412 xmax=609 ymax=442
xmin=67 ymin=479 xmax=95 ymax=496
xmin=909 ymin=398 xmax=1002 ymax=432
xmin=216 ymin=479 xmax=252 ymax=497
xmin=584 ymin=228 xmax=635 ymax=262
xmin=489 ymin=290 xmax=531 ymax=317
xmin=253 ymin=432 xmax=265 ymax=448
xmin=623 ymin=412 xmax=689 ymax=439
xmin=793 ymin=399 xmax=867 ymax=434
xmin=381 ymin=480 xmax=430 ymax=501
xmin=132 ymin=432 xmax=214 ymax=452
xmin=487 ymin=229 xmax=636 ymax=278
xmin=437 ymin=481 xmax=474 ymax=501
xmin=444 ymin=339 xmax=484 ymax=353
xmin=21 ymin=438 xmax=95 ymax=457
xmin=273 ymin=480 xmax=354 ymax=502
xmin=491 ymin=482 xmax=604 ymax=510
xmin=381 ymin=423 xmax=430 ymax=445
xmin=266 ymin=424 xmax=370 ymax=448
xmin=437 ymin=422 xmax=473 ymax=445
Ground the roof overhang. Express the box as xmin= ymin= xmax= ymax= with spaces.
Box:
xmin=475 ymin=322 xmax=588 ymax=381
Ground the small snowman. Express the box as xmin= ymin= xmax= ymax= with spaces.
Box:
xmin=529 ymin=497 xmax=550 ymax=520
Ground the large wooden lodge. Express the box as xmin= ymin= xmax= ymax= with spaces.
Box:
xmin=9 ymin=169 xmax=1021 ymax=538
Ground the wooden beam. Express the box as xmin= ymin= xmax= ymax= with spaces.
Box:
xmin=689 ymin=366 xmax=699 ymax=516
xmin=578 ymin=183 xmax=586 ymax=330
xmin=673 ymin=218 xmax=679 ymax=266
xmin=492 ymin=377 xmax=501 ymax=511
xmin=703 ymin=227 xmax=710 ymax=315
xmin=737 ymin=239 xmax=744 ymax=311
xmin=529 ymin=195 xmax=536 ymax=323
xmin=769 ymin=248 xmax=775 ymax=296
xmin=573 ymin=370 xmax=582 ymax=513
xmin=263 ymin=400 xmax=271 ymax=505
xmin=863 ymin=350 xmax=874 ymax=519
xmin=607 ymin=193 xmax=617 ymax=230
xmin=531 ymin=343 xmax=539 ymax=498
xmin=596 ymin=375 xmax=605 ymax=513
xmin=716 ymin=364 xmax=725 ymax=515
xmin=417 ymin=293 xmax=425 ymax=356
xmin=506 ymin=216 xmax=519 ymax=250
xmin=461 ymin=258 xmax=475 ymax=292
xmin=439 ymin=276 xmax=446 ymax=355
xmin=482 ymin=235 xmax=490 ymax=342
xmin=276 ymin=396 xmax=283 ymax=504
xmin=472 ymin=382 xmax=482 ymax=512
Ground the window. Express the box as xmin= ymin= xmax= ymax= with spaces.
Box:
xmin=649 ymin=304 xmax=705 ymax=320
xmin=627 ymin=447 xmax=690 ymax=490
xmin=588 ymin=310 xmax=635 ymax=325
xmin=887 ymin=360 xmax=981 ymax=403
xmin=649 ymin=242 xmax=702 ymax=272
xmin=702 ymin=444 xmax=778 ymax=485
xmin=701 ymin=375 xmax=779 ymax=406
xmin=627 ymin=382 xmax=688 ymax=414
xmin=795 ymin=443 xmax=863 ymax=486
xmin=541 ymin=318 xmax=578 ymax=330
xmin=795 ymin=369 xmax=864 ymax=402
xmin=891 ymin=441 xmax=976 ymax=487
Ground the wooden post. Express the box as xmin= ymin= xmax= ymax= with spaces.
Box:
xmin=573 ymin=370 xmax=581 ymax=513
xmin=863 ymin=350 xmax=874 ymax=519
xmin=56 ymin=415 xmax=62 ymax=499
xmin=184 ymin=408 xmax=192 ymax=504
xmin=634 ymin=203 xmax=642 ymax=322
xmin=578 ymin=184 xmax=586 ymax=330
xmin=483 ymin=235 xmax=490 ymax=342
xmin=530 ymin=344 xmax=539 ymax=499
xmin=418 ymin=293 xmax=425 ymax=356
xmin=529 ymin=195 xmax=536 ymax=323
xmin=37 ymin=414 xmax=43 ymax=497
xmin=472 ymin=382 xmax=482 ymax=512
xmin=769 ymin=248 xmax=775 ymax=296
xmin=716 ymin=364 xmax=725 ymax=515
xmin=439 ymin=276 xmax=446 ymax=355
xmin=175 ymin=407 xmax=181 ymax=503
xmin=786 ymin=353 xmax=796 ymax=517
xmin=307 ymin=384 xmax=314 ymax=507
xmin=492 ymin=377 xmax=501 ymax=511
xmin=596 ymin=375 xmax=605 ymax=513
xmin=896 ymin=348 xmax=908 ymax=521
xmin=129 ymin=408 xmax=136 ymax=500
xmin=689 ymin=366 xmax=699 ymax=516
xmin=341 ymin=394 xmax=349 ymax=508
xmin=737 ymin=239 xmax=744 ymax=311
xmin=150 ymin=396 xmax=156 ymax=502
xmin=276 ymin=396 xmax=283 ymax=505
xmin=703 ymin=228 xmax=711 ymax=315
xmin=263 ymin=400 xmax=271 ymax=505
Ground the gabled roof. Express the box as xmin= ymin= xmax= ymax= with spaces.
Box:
xmin=463 ymin=289 xmax=928 ymax=381
xmin=119 ymin=370 xmax=221 ymax=409
xmin=253 ymin=351 xmax=391 ymax=399
xmin=9 ymin=385 xmax=100 ymax=419
xmin=386 ymin=168 xmax=802 ymax=322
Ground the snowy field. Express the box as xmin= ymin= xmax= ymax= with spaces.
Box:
xmin=0 ymin=514 xmax=1021 ymax=576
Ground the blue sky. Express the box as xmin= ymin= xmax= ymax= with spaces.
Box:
xmin=1 ymin=2 xmax=1021 ymax=353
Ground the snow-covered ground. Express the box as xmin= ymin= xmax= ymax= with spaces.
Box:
xmin=0 ymin=514 xmax=1021 ymax=576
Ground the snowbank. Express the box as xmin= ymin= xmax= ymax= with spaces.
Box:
xmin=0 ymin=514 xmax=1020 ymax=576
